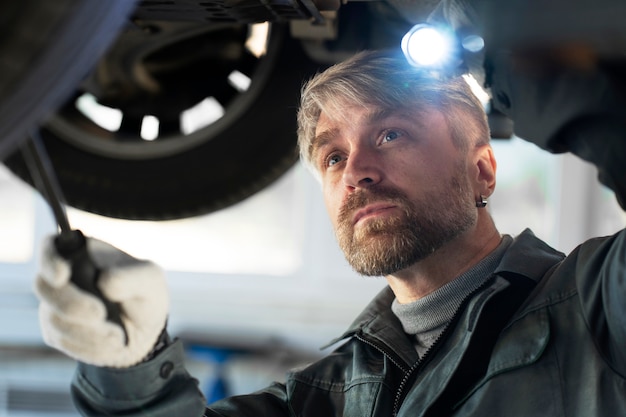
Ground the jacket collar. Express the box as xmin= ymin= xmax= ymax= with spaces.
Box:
xmin=323 ymin=285 xmax=420 ymax=367
xmin=494 ymin=228 xmax=565 ymax=282
xmin=323 ymin=229 xmax=565 ymax=366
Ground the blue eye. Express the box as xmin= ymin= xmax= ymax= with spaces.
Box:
xmin=382 ymin=130 xmax=401 ymax=143
xmin=327 ymin=154 xmax=342 ymax=167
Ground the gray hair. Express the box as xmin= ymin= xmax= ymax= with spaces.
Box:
xmin=297 ymin=49 xmax=489 ymax=174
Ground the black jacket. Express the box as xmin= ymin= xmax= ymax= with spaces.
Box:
xmin=72 ymin=229 xmax=626 ymax=416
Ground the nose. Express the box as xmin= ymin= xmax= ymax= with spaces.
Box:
xmin=342 ymin=146 xmax=382 ymax=190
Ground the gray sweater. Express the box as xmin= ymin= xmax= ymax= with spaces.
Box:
xmin=391 ymin=235 xmax=512 ymax=356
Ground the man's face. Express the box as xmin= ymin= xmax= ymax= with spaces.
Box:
xmin=312 ymin=104 xmax=479 ymax=276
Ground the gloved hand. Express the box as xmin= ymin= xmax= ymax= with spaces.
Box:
xmin=34 ymin=234 xmax=169 ymax=368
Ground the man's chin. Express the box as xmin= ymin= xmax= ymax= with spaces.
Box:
xmin=344 ymin=239 xmax=414 ymax=276
xmin=353 ymin=223 xmax=405 ymax=242
xmin=349 ymin=257 xmax=408 ymax=277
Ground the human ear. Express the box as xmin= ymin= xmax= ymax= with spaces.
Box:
xmin=473 ymin=145 xmax=497 ymax=198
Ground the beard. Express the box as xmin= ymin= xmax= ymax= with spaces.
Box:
xmin=335 ymin=166 xmax=477 ymax=276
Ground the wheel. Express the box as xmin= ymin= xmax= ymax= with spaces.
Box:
xmin=6 ymin=23 xmax=325 ymax=220
xmin=0 ymin=0 xmax=136 ymax=160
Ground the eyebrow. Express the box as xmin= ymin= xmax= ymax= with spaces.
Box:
xmin=309 ymin=107 xmax=431 ymax=160
xmin=310 ymin=128 xmax=338 ymax=163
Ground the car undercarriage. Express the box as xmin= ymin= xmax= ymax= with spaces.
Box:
xmin=1 ymin=0 xmax=625 ymax=219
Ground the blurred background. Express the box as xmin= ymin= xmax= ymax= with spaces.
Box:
xmin=0 ymin=136 xmax=624 ymax=415
xmin=2 ymin=0 xmax=626 ymax=415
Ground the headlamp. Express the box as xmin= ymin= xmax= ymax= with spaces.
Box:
xmin=401 ymin=23 xmax=484 ymax=75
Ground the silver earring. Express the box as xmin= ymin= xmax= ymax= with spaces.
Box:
xmin=476 ymin=195 xmax=488 ymax=208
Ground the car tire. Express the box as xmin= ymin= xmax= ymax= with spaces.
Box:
xmin=6 ymin=23 xmax=325 ymax=220
xmin=0 ymin=0 xmax=136 ymax=159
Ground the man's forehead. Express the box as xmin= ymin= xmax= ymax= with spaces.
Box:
xmin=315 ymin=104 xmax=433 ymax=134
xmin=312 ymin=106 xmax=383 ymax=150
xmin=315 ymin=105 xmax=394 ymax=133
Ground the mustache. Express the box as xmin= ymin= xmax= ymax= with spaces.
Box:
xmin=338 ymin=186 xmax=410 ymax=224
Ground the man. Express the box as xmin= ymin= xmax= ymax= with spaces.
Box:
xmin=35 ymin=49 xmax=626 ymax=416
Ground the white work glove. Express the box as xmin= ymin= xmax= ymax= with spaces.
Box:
xmin=34 ymin=234 xmax=169 ymax=368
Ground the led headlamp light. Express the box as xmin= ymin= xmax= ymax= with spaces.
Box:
xmin=401 ymin=23 xmax=484 ymax=76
